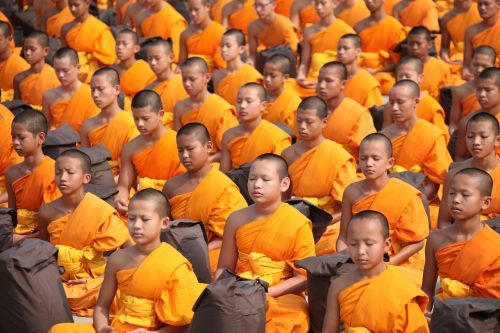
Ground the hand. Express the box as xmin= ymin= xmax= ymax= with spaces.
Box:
xmin=296 ymin=77 xmax=316 ymax=89
xmin=66 ymin=278 xmax=88 ymax=286
xmin=461 ymin=67 xmax=474 ymax=81
xmin=127 ymin=329 xmax=154 ymax=333
xmin=114 ymin=197 xmax=129 ymax=216
xmin=97 ymin=326 xmax=116 ymax=333
xmin=424 ymin=309 xmax=433 ymax=324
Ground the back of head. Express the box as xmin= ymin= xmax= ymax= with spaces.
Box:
xmin=53 ymin=47 xmax=80 ymax=66
xmin=298 ymin=96 xmax=328 ymax=119
xmin=253 ymin=153 xmax=289 ymax=179
xmin=361 ymin=133 xmax=393 ymax=157
xmin=118 ymin=28 xmax=139 ymax=45
xmin=223 ymin=28 xmax=246 ymax=46
xmin=349 ymin=210 xmax=389 ymax=239
xmin=320 ymin=61 xmax=348 ymax=80
xmin=472 ymin=45 xmax=497 ymax=62
xmin=92 ymin=67 xmax=120 ymax=86
xmin=265 ymin=54 xmax=291 ymax=75
xmin=340 ymin=33 xmax=362 ymax=48
xmin=398 ymin=55 xmax=424 ymax=74
xmin=177 ymin=122 xmax=211 ymax=143
xmin=0 ymin=21 xmax=11 ymax=38
xmin=408 ymin=25 xmax=433 ymax=41
xmin=59 ymin=149 xmax=92 ymax=174
xmin=13 ymin=109 xmax=48 ymax=136
xmin=240 ymin=82 xmax=267 ymax=101
xmin=130 ymin=188 xmax=170 ymax=217
xmin=132 ymin=89 xmax=163 ymax=112
xmin=467 ymin=111 xmax=500 ymax=135
xmin=26 ymin=30 xmax=49 ymax=48
xmin=453 ymin=167 xmax=493 ymax=196
xmin=478 ymin=67 xmax=500 ymax=87
xmin=392 ymin=79 xmax=420 ymax=98
xmin=145 ymin=37 xmax=173 ymax=55
xmin=181 ymin=56 xmax=209 ymax=74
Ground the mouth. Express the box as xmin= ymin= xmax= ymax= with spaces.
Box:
xmin=238 ymin=112 xmax=248 ymax=117
xmin=251 ymin=191 xmax=263 ymax=197
xmin=132 ymin=233 xmax=144 ymax=238
xmin=450 ymin=207 xmax=461 ymax=213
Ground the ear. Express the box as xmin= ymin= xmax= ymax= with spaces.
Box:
xmin=205 ymin=72 xmax=211 ymax=83
xmin=414 ymin=96 xmax=420 ymax=105
xmin=158 ymin=109 xmax=165 ymax=120
xmin=384 ymin=237 xmax=392 ymax=253
xmin=387 ymin=156 xmax=395 ymax=169
xmin=283 ymin=73 xmax=290 ymax=81
xmin=167 ymin=52 xmax=174 ymax=63
xmin=83 ymin=172 xmax=92 ymax=184
xmin=340 ymin=79 xmax=346 ymax=90
xmin=321 ymin=116 xmax=328 ymax=128
xmin=417 ymin=73 xmax=424 ymax=83
xmin=133 ymin=44 xmax=141 ymax=54
xmin=43 ymin=47 xmax=49 ymax=56
xmin=76 ymin=63 xmax=81 ymax=71
xmin=160 ymin=216 xmax=170 ymax=231
xmin=37 ymin=131 xmax=46 ymax=144
xmin=280 ymin=176 xmax=291 ymax=193
xmin=260 ymin=99 xmax=268 ymax=109
xmin=238 ymin=45 xmax=246 ymax=55
xmin=206 ymin=140 xmax=214 ymax=152
xmin=495 ymin=134 xmax=500 ymax=147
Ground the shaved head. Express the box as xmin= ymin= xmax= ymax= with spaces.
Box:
xmin=472 ymin=45 xmax=497 ymax=63
xmin=253 ymin=153 xmax=289 ymax=179
xmin=59 ymin=149 xmax=92 ymax=174
xmin=13 ymin=109 xmax=48 ymax=136
xmin=398 ymin=56 xmax=424 ymax=74
xmin=467 ymin=112 xmax=500 ymax=135
xmin=340 ymin=33 xmax=362 ymax=48
xmin=320 ymin=61 xmax=348 ymax=80
xmin=118 ymin=28 xmax=139 ymax=45
xmin=391 ymin=79 xmax=420 ymax=98
xmin=92 ymin=67 xmax=120 ymax=86
xmin=53 ymin=47 xmax=80 ymax=66
xmin=453 ymin=168 xmax=493 ymax=197
xmin=361 ymin=133 xmax=393 ymax=157
xmin=408 ymin=25 xmax=433 ymax=41
xmin=478 ymin=67 xmax=500 ymax=87
xmin=349 ymin=210 xmax=390 ymax=239
xmin=145 ymin=37 xmax=173 ymax=54
xmin=25 ymin=30 xmax=49 ymax=48
xmin=240 ymin=82 xmax=267 ymax=101
xmin=181 ymin=56 xmax=209 ymax=74
xmin=130 ymin=188 xmax=170 ymax=217
xmin=223 ymin=28 xmax=246 ymax=46
xmin=298 ymin=96 xmax=328 ymax=119
xmin=0 ymin=21 xmax=11 ymax=37
xmin=132 ymin=89 xmax=163 ymax=113
xmin=177 ymin=122 xmax=211 ymax=143
xmin=265 ymin=54 xmax=291 ymax=75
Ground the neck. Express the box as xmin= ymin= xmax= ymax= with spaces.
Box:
xmin=23 ymin=150 xmax=45 ymax=169
xmin=267 ymin=85 xmax=284 ymax=100
xmin=367 ymin=173 xmax=390 ymax=191
xmin=31 ymin=61 xmax=46 ymax=73
xmin=62 ymin=79 xmax=82 ymax=93
xmin=359 ymin=262 xmax=387 ymax=279
xmin=396 ymin=114 xmax=418 ymax=131
xmin=485 ymin=104 xmax=500 ymax=116
xmin=345 ymin=62 xmax=360 ymax=79
xmin=76 ymin=12 xmax=89 ymax=23
xmin=343 ymin=0 xmax=356 ymax=8
xmin=190 ymin=89 xmax=210 ymax=104
xmin=146 ymin=123 xmax=167 ymax=141
xmin=262 ymin=12 xmax=276 ymax=24
xmin=457 ymin=0 xmax=471 ymax=11
xmin=454 ymin=217 xmax=484 ymax=237
xmin=241 ymin=117 xmax=262 ymax=132
xmin=321 ymin=14 xmax=335 ymax=26
xmin=255 ymin=199 xmax=282 ymax=217
xmin=61 ymin=190 xmax=86 ymax=209
xmin=370 ymin=7 xmax=385 ymax=20
xmin=188 ymin=163 xmax=212 ymax=180
xmin=196 ymin=18 xmax=211 ymax=30
xmin=420 ymin=54 xmax=430 ymax=63
xmin=57 ymin=1 xmax=67 ymax=10
xmin=101 ymin=102 xmax=121 ymax=118
xmin=119 ymin=56 xmax=136 ymax=70
xmin=226 ymin=57 xmax=245 ymax=72
xmin=151 ymin=1 xmax=165 ymax=12
xmin=0 ymin=48 xmax=13 ymax=62
xmin=483 ymin=13 xmax=499 ymax=26
xmin=327 ymin=94 xmax=344 ymax=113
xmin=135 ymin=239 xmax=162 ymax=256
xmin=300 ymin=135 xmax=324 ymax=150
xmin=157 ymin=66 xmax=174 ymax=81
xmin=471 ymin=155 xmax=499 ymax=172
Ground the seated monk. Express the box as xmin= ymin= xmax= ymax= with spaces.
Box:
xmin=247 ymin=0 xmax=299 ymax=65
xmin=337 ymin=134 xmax=429 ymax=279
xmin=174 ymin=57 xmax=238 ymax=162
xmin=144 ymin=38 xmax=188 ymax=129
xmin=337 ymin=33 xmax=383 ymax=108
xmin=290 ymin=0 xmax=320 ymax=33
xmin=422 ymin=168 xmax=500 ymax=315
xmin=393 ymin=0 xmax=439 ymax=32
xmin=13 ymin=31 xmax=59 ymax=109
xmin=5 ymin=110 xmax=60 ymax=241
xmin=212 ymin=29 xmax=263 ymax=106
xmin=216 ymin=154 xmax=316 ymax=333
xmin=220 ymin=83 xmax=291 ymax=172
xmin=123 ymin=0 xmax=146 ymax=27
xmin=0 ymin=104 xmax=22 ymax=205
xmin=115 ymin=90 xmax=184 ymax=216
xmin=179 ymin=0 xmax=226 ymax=71
xmin=0 ymin=21 xmax=29 ymax=102
xmin=80 ymin=68 xmax=139 ymax=177
xmin=335 ymin=0 xmax=369 ymax=27
xmin=49 ymin=189 xmax=204 ymax=333
xmin=44 ymin=0 xmax=73 ymax=38
xmin=324 ymin=210 xmax=429 ymax=332
xmin=163 ymin=123 xmax=247 ymax=274
xmin=221 ymin=0 xmax=258 ymax=37
xmin=282 ymin=97 xmax=358 ymax=256
xmin=317 ymin=61 xmax=375 ymax=159
xmin=211 ymin=0 xmax=232 ymax=23
xmin=38 ymin=150 xmax=130 ymax=316
xmin=42 ymin=47 xmax=99 ymax=132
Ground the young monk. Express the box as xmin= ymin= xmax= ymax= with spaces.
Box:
xmin=13 ymin=31 xmax=59 ymax=109
xmin=0 ymin=21 xmax=29 ymax=102
xmin=393 ymin=0 xmax=439 ymax=32
xmin=163 ymin=122 xmax=247 ymax=274
xmin=44 ymin=0 xmax=73 ymax=38
xmin=5 ymin=110 xmax=60 ymax=240
xmin=422 ymin=168 xmax=500 ymax=312
xmin=80 ymin=68 xmax=138 ymax=177
xmin=0 ymin=104 xmax=22 ymax=205
xmin=335 ymin=0 xmax=369 ymax=28
xmin=38 ymin=149 xmax=130 ymax=316
xmin=115 ymin=90 xmax=184 ymax=216
xmin=282 ymin=96 xmax=358 ymax=256
xmin=42 ymin=47 xmax=99 ymax=132
xmin=222 ymin=0 xmax=258 ymax=37
xmin=179 ymin=0 xmax=226 ymax=71
xmin=49 ymin=188 xmax=203 ymax=332
xmin=316 ymin=61 xmax=375 ymax=159
xmin=220 ymin=83 xmax=291 ymax=172
xmin=324 ymin=210 xmax=429 ymax=332
xmin=174 ymin=57 xmax=238 ymax=161
xmin=439 ymin=112 xmax=500 ymax=229
xmin=247 ymin=0 xmax=299 ymax=65
xmin=212 ymin=29 xmax=263 ymax=106
xmin=217 ymin=153 xmax=315 ymax=333
xmin=337 ymin=33 xmax=383 ymax=108
xmin=262 ymin=54 xmax=301 ymax=131
xmin=337 ymin=134 xmax=429 ymax=277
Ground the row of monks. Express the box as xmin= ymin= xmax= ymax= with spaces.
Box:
xmin=0 ymin=0 xmax=499 ymax=331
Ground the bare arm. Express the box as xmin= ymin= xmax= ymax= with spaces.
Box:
xmin=296 ymin=32 xmax=316 ymax=89
xmin=114 ymin=145 xmax=137 ymax=216
xmin=79 ymin=121 xmax=91 ymax=147
xmin=336 ymin=186 xmax=354 ymax=251
xmin=290 ymin=0 xmax=302 ymax=30
xmin=382 ymin=102 xmax=392 ymax=129
xmin=267 ymin=270 xmax=307 ymax=297
xmin=421 ymin=232 xmax=439 ymax=313
xmin=214 ymin=213 xmax=239 ymax=280
xmin=41 ymin=92 xmax=52 ymax=128
xmin=437 ymin=172 xmax=453 ymax=229
xmin=5 ymin=168 xmax=17 ymax=209
xmin=439 ymin=19 xmax=453 ymax=64
xmin=448 ymin=87 xmax=464 ymax=134
xmin=37 ymin=204 xmax=51 ymax=241
xmin=462 ymin=27 xmax=475 ymax=80
xmin=321 ymin=279 xmax=342 ymax=333
xmin=13 ymin=74 xmax=22 ymax=100
xmin=178 ymin=30 xmax=188 ymax=66
xmin=93 ymin=253 xmax=120 ymax=333
xmin=173 ymin=104 xmax=183 ymax=131
xmin=388 ymin=239 xmax=425 ymax=266
xmin=219 ymin=132 xmax=233 ymax=173
xmin=453 ymin=116 xmax=470 ymax=161
xmin=247 ymin=23 xmax=258 ymax=66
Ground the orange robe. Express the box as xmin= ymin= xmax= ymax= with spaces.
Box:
xmin=471 ymin=19 xmax=500 ymax=64
xmin=216 ymin=64 xmax=263 ymax=106
xmin=56 ymin=84 xmax=99 ymax=133
xmin=235 ymin=203 xmax=315 ymax=333
xmin=460 ymin=92 xmax=480 ymax=117
xmin=228 ymin=0 xmax=258 ymax=36
xmin=337 ymin=0 xmax=370 ymax=27
xmin=151 ymin=74 xmax=188 ymax=129
xmin=339 ymin=266 xmax=429 ymax=332
xmin=421 ymin=57 xmax=452 ymax=102
xmin=391 ymin=119 xmax=452 ymax=184
xmin=186 ymin=21 xmax=226 ymax=71
xmin=46 ymin=6 xmax=74 ymax=38
xmin=228 ymin=120 xmax=291 ymax=168
xmin=323 ymin=97 xmax=375 ymax=158
xmin=18 ymin=64 xmax=59 ymax=108
xmin=169 ymin=167 xmax=247 ymax=273
xmin=120 ymin=60 xmax=156 ymax=98
xmin=384 ymin=0 xmax=399 ymax=16
xmin=0 ymin=105 xmax=22 ymax=198
xmin=132 ymin=130 xmax=185 ymax=191
xmin=344 ymin=69 xmax=383 ymax=108
xmin=483 ymin=165 xmax=500 ymax=218
xmin=47 ymin=193 xmax=129 ymax=316
xmin=180 ymin=94 xmax=238 ymax=151
xmin=398 ymin=0 xmax=439 ymax=32
xmin=0 ymin=11 xmax=14 ymax=50
xmin=49 ymin=243 xmax=203 ymax=333
xmin=299 ymin=3 xmax=319 ymax=30
xmin=262 ymin=87 xmax=301 ymax=132
xmin=0 ymin=53 xmax=29 ymax=102
xmin=417 ymin=92 xmax=448 ymax=139
xmin=352 ymin=178 xmax=429 ymax=272
xmin=256 ymin=14 xmax=299 ymax=53
xmin=444 ymin=4 xmax=481 ymax=58
xmin=436 ymin=224 xmax=500 ymax=299
xmin=275 ymin=0 xmax=293 ymax=18
xmin=12 ymin=156 xmax=60 ymax=235
xmin=211 ymin=0 xmax=232 ymax=23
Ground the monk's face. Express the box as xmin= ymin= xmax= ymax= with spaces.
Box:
xmin=55 ymin=156 xmax=91 ymax=195
xmin=181 ymin=66 xmax=210 ymax=97
xmin=147 ymin=44 xmax=173 ymax=74
xmin=407 ymin=34 xmax=432 ymax=59
xmin=388 ymin=86 xmax=418 ymax=123
xmin=263 ymin=62 xmax=288 ymax=95
xmin=220 ymin=35 xmax=244 ymax=62
xmin=337 ymin=38 xmax=360 ymax=65
xmin=314 ymin=0 xmax=336 ymax=18
xmin=466 ymin=120 xmax=500 ymax=159
xmin=477 ymin=0 xmax=500 ymax=19
xmin=132 ymin=106 xmax=164 ymax=135
xmin=68 ymin=0 xmax=89 ymax=18
xmin=90 ymin=75 xmax=120 ymax=109
xmin=53 ymin=56 xmax=80 ymax=86
xmin=254 ymin=0 xmax=275 ymax=18
xmin=317 ymin=67 xmax=345 ymax=101
xmin=0 ymin=30 xmax=11 ymax=55
xmin=23 ymin=38 xmax=48 ymax=66
xmin=128 ymin=199 xmax=168 ymax=245
xmin=358 ymin=140 xmax=393 ymax=179
xmin=236 ymin=87 xmax=265 ymax=123
xmin=11 ymin=122 xmax=43 ymax=157
xmin=177 ymin=134 xmax=212 ymax=171
xmin=364 ymin=0 xmax=383 ymax=12
xmin=470 ymin=54 xmax=495 ymax=79
xmin=296 ymin=108 xmax=326 ymax=141
xmin=116 ymin=33 xmax=139 ymax=62
xmin=248 ymin=159 xmax=290 ymax=204
xmin=448 ymin=174 xmax=491 ymax=221
xmin=476 ymin=78 xmax=500 ymax=110
xmin=396 ymin=63 xmax=422 ymax=84
xmin=188 ymin=0 xmax=210 ymax=25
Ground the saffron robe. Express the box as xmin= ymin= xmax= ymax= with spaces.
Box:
xmin=262 ymin=87 xmax=301 ymax=132
xmin=18 ymin=64 xmax=59 ymax=107
xmin=0 ymin=105 xmax=22 ymax=197
xmin=151 ymin=74 xmax=188 ymax=129
xmin=343 ymin=69 xmax=384 ymax=108
xmin=120 ymin=60 xmax=156 ymax=98
xmin=216 ymin=64 xmax=263 ymax=106
xmin=421 ymin=57 xmax=452 ymax=101
xmin=228 ymin=0 xmax=258 ymax=36
xmin=46 ymin=6 xmax=74 ymax=38
xmin=256 ymin=14 xmax=299 ymax=54
xmin=397 ymin=0 xmax=439 ymax=32
xmin=444 ymin=3 xmax=481 ymax=58
xmin=299 ymin=3 xmax=319 ymax=30
xmin=417 ymin=92 xmax=448 ymax=139
xmin=57 ymin=84 xmax=99 ymax=133
xmin=337 ymin=0 xmax=370 ymax=27
xmin=0 ymin=53 xmax=29 ymax=102
xmin=471 ymin=19 xmax=500 ymax=64
xmin=186 ymin=21 xmax=226 ymax=71
xmin=460 ymin=92 xmax=480 ymax=117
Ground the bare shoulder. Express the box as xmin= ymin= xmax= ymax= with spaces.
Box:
xmin=303 ymin=23 xmax=320 ymax=39
xmin=465 ymin=21 xmax=486 ymax=39
xmin=221 ymin=125 xmax=241 ymax=145
xmin=281 ymin=143 xmax=301 ymax=165
xmin=43 ymin=86 xmax=63 ymax=105
xmin=61 ymin=19 xmax=77 ymax=38
xmin=223 ymin=0 xmax=239 ymax=15
xmin=427 ymin=227 xmax=454 ymax=253
xmin=107 ymin=247 xmax=137 ymax=271
xmin=379 ymin=123 xmax=398 ymax=139
xmin=440 ymin=8 xmax=459 ymax=26
xmin=174 ymin=98 xmax=191 ymax=115
xmin=13 ymin=69 xmax=30 ymax=85
xmin=344 ymin=180 xmax=363 ymax=203
xmin=181 ymin=24 xmax=196 ymax=39
xmin=81 ymin=114 xmax=101 ymax=133
xmin=248 ymin=18 xmax=264 ymax=34
xmin=225 ymin=205 xmax=255 ymax=232
xmin=5 ymin=163 xmax=25 ymax=184
xmin=163 ymin=173 xmax=188 ymax=198
xmin=122 ymin=134 xmax=146 ymax=157
xmin=330 ymin=272 xmax=358 ymax=297
xmin=38 ymin=198 xmax=64 ymax=223
xmin=354 ymin=17 xmax=372 ymax=33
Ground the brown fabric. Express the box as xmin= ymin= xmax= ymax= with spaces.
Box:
xmin=78 ymin=145 xmax=115 ymax=186
xmin=160 ymin=219 xmax=211 ymax=283
xmin=431 ymin=297 xmax=500 ymax=333
xmin=273 ymin=121 xmax=297 ymax=144
xmin=83 ymin=183 xmax=118 ymax=206
xmin=0 ymin=239 xmax=73 ymax=332
xmin=42 ymin=124 xmax=80 ymax=160
xmin=225 ymin=163 xmax=253 ymax=204
xmin=486 ymin=217 xmax=500 ymax=234
xmin=190 ymin=269 xmax=268 ymax=333
xmin=369 ymin=105 xmax=385 ymax=132
xmin=388 ymin=171 xmax=431 ymax=224
xmin=2 ymin=100 xmax=35 ymax=116
xmin=255 ymin=45 xmax=297 ymax=77
xmin=439 ymin=86 xmax=452 ymax=125
xmin=0 ymin=207 xmax=15 ymax=252
xmin=286 ymin=198 xmax=332 ymax=243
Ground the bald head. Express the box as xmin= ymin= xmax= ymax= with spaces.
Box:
xmin=265 ymin=54 xmax=291 ymax=75
xmin=349 ymin=210 xmax=390 ymax=239
xmin=239 ymin=82 xmax=267 ymax=101
xmin=391 ymin=79 xmax=420 ymax=98
xmin=253 ymin=153 xmax=289 ymax=179
xmin=478 ymin=67 xmax=500 ymax=87
xmin=26 ymin=30 xmax=49 ymax=48
xmin=472 ymin=45 xmax=497 ymax=63
xmin=181 ymin=56 xmax=209 ymax=74
xmin=360 ymin=133 xmax=393 ymax=157
xmin=13 ymin=109 xmax=48 ymax=136
xmin=467 ymin=112 xmax=500 ymax=135
xmin=177 ymin=122 xmax=211 ymax=143
xmin=130 ymin=188 xmax=170 ymax=217
xmin=320 ymin=61 xmax=348 ymax=80
xmin=223 ymin=28 xmax=246 ymax=46
xmin=453 ymin=168 xmax=493 ymax=197
xmin=340 ymin=33 xmax=362 ymax=48
xmin=53 ymin=47 xmax=79 ymax=66
xmin=118 ymin=28 xmax=139 ymax=45
xmin=145 ymin=37 xmax=173 ymax=55
xmin=59 ymin=149 xmax=92 ymax=174
xmin=0 ymin=21 xmax=11 ymax=38
xmin=408 ymin=25 xmax=433 ymax=41
xmin=398 ymin=56 xmax=424 ymax=74
xmin=92 ymin=67 xmax=120 ymax=86
xmin=298 ymin=96 xmax=328 ymax=119
xmin=132 ymin=89 xmax=163 ymax=113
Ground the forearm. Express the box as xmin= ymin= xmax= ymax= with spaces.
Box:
xmin=388 ymin=240 xmax=424 ymax=266
xmin=208 ymin=237 xmax=223 ymax=250
xmin=267 ymin=274 xmax=306 ymax=298
xmin=93 ymin=305 xmax=111 ymax=332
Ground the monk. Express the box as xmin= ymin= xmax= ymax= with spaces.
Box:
xmin=115 ymin=90 xmax=184 ymax=216
xmin=316 ymin=61 xmax=375 ymax=159
xmin=335 ymin=0 xmax=369 ymax=27
xmin=217 ymin=153 xmax=316 ymax=333
xmin=324 ymin=210 xmax=429 ymax=332
xmin=13 ymin=31 xmax=59 ymax=109
xmin=262 ymin=54 xmax=301 ymax=131
xmin=163 ymin=123 xmax=247 ymax=274
xmin=282 ymin=96 xmax=358 ymax=256
xmin=337 ymin=134 xmax=429 ymax=276
xmin=393 ymin=0 xmax=439 ymax=32
xmin=49 ymin=188 xmax=203 ymax=332
xmin=220 ymin=83 xmax=291 ymax=172
xmin=0 ymin=21 xmax=28 ymax=102
xmin=211 ymin=0 xmax=232 ymax=23
xmin=290 ymin=0 xmax=320 ymax=32
xmin=80 ymin=68 xmax=138 ymax=177
xmin=449 ymin=45 xmax=496 ymax=135
xmin=38 ymin=149 xmax=130 ymax=316
xmin=247 ymin=0 xmax=299 ymax=65
xmin=42 ymin=47 xmax=99 ymax=131
xmin=337 ymin=33 xmax=383 ymax=108
xmin=0 ymin=104 xmax=22 ymax=205
xmin=123 ymin=0 xmax=146 ymax=28
xmin=44 ymin=0 xmax=74 ymax=38
xmin=212 ymin=29 xmax=263 ymax=106
xmin=179 ymin=0 xmax=226 ymax=71
xmin=422 ymin=168 xmax=500 ymax=314
xmin=174 ymin=57 xmax=238 ymax=161
xmin=5 ymin=110 xmax=60 ymax=240
xmin=221 ymin=0 xmax=258 ymax=36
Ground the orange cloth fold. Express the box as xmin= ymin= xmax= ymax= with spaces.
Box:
xmin=120 ymin=60 xmax=156 ymax=98
xmin=151 ymin=74 xmax=188 ymax=129
xmin=0 ymin=105 xmax=22 ymax=194
xmin=256 ymin=14 xmax=299 ymax=54
xmin=0 ymin=53 xmax=29 ymax=102
xmin=460 ymin=93 xmax=480 ymax=117
xmin=471 ymin=19 xmax=500 ymax=64
xmin=299 ymin=3 xmax=319 ymax=30
xmin=216 ymin=64 xmax=263 ymax=106
xmin=262 ymin=87 xmax=301 ymax=132
xmin=46 ymin=6 xmax=74 ymax=37
xmin=337 ymin=0 xmax=370 ymax=27
xmin=228 ymin=0 xmax=258 ymax=36
xmin=186 ymin=21 xmax=226 ymax=71
xmin=52 ymin=84 xmax=99 ymax=132
xmin=19 ymin=63 xmax=59 ymax=107
xmin=421 ymin=57 xmax=452 ymax=101
xmin=344 ymin=69 xmax=383 ymax=108
xmin=398 ymin=0 xmax=439 ymax=32
xmin=417 ymin=93 xmax=448 ymax=140
xmin=444 ymin=4 xmax=480 ymax=58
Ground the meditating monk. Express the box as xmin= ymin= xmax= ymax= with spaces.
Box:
xmin=217 ymin=153 xmax=315 ymax=333
xmin=290 ymin=0 xmax=320 ymax=32
xmin=0 ymin=104 xmax=22 ymax=205
xmin=44 ymin=0 xmax=73 ymax=38
xmin=220 ymin=83 xmax=291 ymax=172
xmin=115 ymin=90 xmax=184 ymax=216
xmin=393 ymin=0 xmax=439 ymax=32
xmin=323 ymin=210 xmax=429 ymax=332
xmin=222 ymin=0 xmax=258 ymax=37
xmin=335 ymin=0 xmax=369 ymax=27
xmin=282 ymin=96 xmax=358 ymax=256
xmin=0 ymin=21 xmax=28 ymax=102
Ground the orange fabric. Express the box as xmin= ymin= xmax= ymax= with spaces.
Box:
xmin=0 ymin=53 xmax=29 ymax=95
xmin=228 ymin=120 xmax=291 ymax=168
xmin=0 ymin=11 xmax=14 ymax=50
xmin=180 ymin=94 xmax=238 ymax=150
xmin=0 ymin=105 xmax=22 ymax=185
xmin=19 ymin=64 xmax=59 ymax=107
xmin=186 ymin=21 xmax=226 ymax=70
xmin=151 ymin=74 xmax=188 ymax=129
xmin=445 ymin=4 xmax=481 ymax=57
xmin=483 ymin=165 xmax=500 ymax=218
xmin=46 ymin=6 xmax=74 ymax=38
xmin=436 ymin=224 xmax=500 ymax=298
xmin=58 ymin=84 xmax=99 ymax=133
xmin=256 ymin=14 xmax=299 ymax=53
xmin=384 ymin=0 xmax=399 ymax=15
xmin=322 ymin=97 xmax=375 ymax=158
xmin=275 ymin=0 xmax=293 ymax=17
xmin=216 ymin=64 xmax=263 ymax=106
xmin=471 ymin=19 xmax=500 ymax=64
xmin=461 ymin=92 xmax=480 ymax=117
xmin=398 ymin=0 xmax=439 ymax=32
xmin=120 ymin=60 xmax=156 ymax=98
xmin=228 ymin=0 xmax=258 ymax=36
xmin=299 ymin=3 xmax=320 ymax=29
xmin=262 ymin=87 xmax=301 ymax=131
xmin=344 ymin=69 xmax=383 ymax=108
xmin=421 ymin=57 xmax=452 ymax=102
xmin=417 ymin=93 xmax=448 ymax=139
xmin=337 ymin=0 xmax=370 ymax=27
xmin=339 ymin=266 xmax=429 ymax=332
xmin=211 ymin=0 xmax=232 ymax=23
